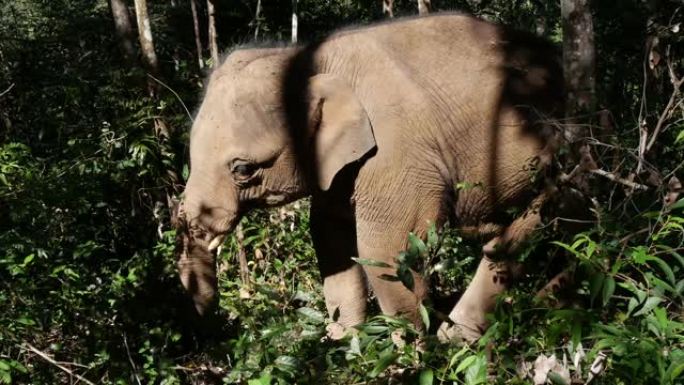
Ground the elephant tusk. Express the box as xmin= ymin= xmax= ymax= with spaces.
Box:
xmin=207 ymin=234 xmax=226 ymax=251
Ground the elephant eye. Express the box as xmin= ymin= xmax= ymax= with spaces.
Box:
xmin=231 ymin=161 xmax=258 ymax=180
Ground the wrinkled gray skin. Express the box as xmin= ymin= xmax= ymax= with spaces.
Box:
xmin=177 ymin=13 xmax=564 ymax=342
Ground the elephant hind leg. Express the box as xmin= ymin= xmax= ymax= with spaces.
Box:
xmin=481 ymin=186 xmax=555 ymax=258
xmin=438 ymin=187 xmax=555 ymax=343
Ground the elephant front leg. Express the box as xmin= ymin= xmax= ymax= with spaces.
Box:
xmin=356 ymin=223 xmax=429 ymax=331
xmin=311 ymin=201 xmax=368 ymax=339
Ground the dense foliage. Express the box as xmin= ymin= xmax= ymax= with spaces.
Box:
xmin=1 ymin=0 xmax=683 ymax=384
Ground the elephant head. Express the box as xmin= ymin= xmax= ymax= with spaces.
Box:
xmin=176 ymin=47 xmax=376 ymax=314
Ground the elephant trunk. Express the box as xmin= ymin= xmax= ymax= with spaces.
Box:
xmin=173 ymin=199 xmax=235 ymax=316
xmin=177 ymin=230 xmax=218 ymax=315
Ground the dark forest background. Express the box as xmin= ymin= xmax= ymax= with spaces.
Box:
xmin=1 ymin=0 xmax=683 ymax=383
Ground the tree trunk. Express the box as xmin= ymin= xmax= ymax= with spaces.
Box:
xmin=561 ymin=0 xmax=598 ymax=182
xmin=382 ymin=0 xmax=394 ymax=18
xmin=109 ymin=0 xmax=136 ymax=63
xmin=207 ymin=0 xmax=219 ymax=66
xmin=254 ymin=0 xmax=262 ymax=40
xmin=133 ymin=0 xmax=159 ymax=74
xmin=291 ymin=0 xmax=298 ymax=44
xmin=561 ymin=0 xmax=596 ymax=142
xmin=190 ymin=0 xmax=204 ymax=69
xmin=417 ymin=0 xmax=431 ymax=14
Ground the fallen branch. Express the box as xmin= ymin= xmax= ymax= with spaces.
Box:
xmin=0 ymin=83 xmax=14 ymax=98
xmin=21 ymin=343 xmax=96 ymax=385
xmin=589 ymin=168 xmax=649 ymax=191
xmin=123 ymin=333 xmax=142 ymax=385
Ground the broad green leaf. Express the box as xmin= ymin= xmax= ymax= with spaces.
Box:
xmin=296 ymin=307 xmax=325 ymax=323
xmin=634 ymin=297 xmax=664 ymax=316
xmin=427 ymin=223 xmax=439 ymax=248
xmin=589 ymin=272 xmax=604 ymax=306
xmin=627 ymin=297 xmax=639 ymax=316
xmin=675 ymin=129 xmax=684 ymax=145
xmin=454 ymin=354 xmax=478 ymax=374
xmin=669 ymin=360 xmax=684 ymax=380
xmin=419 ymin=368 xmax=434 ymax=385
xmin=0 ymin=362 xmax=9 ymax=372
xmin=0 ymin=371 xmax=10 ymax=385
xmin=397 ymin=266 xmax=415 ymax=291
xmin=378 ymin=274 xmax=401 ymax=282
xmin=464 ymin=355 xmax=487 ymax=385
xmin=361 ymin=325 xmax=389 ymax=334
xmin=448 ymin=346 xmax=470 ymax=368
xmin=548 ymin=372 xmax=569 ymax=385
xmin=349 ymin=335 xmax=361 ymax=355
xmin=370 ymin=349 xmax=398 ymax=377
xmin=602 ymin=275 xmax=615 ymax=305
xmin=647 ymin=255 xmax=676 ymax=284
xmin=419 ymin=303 xmax=430 ymax=331
xmin=408 ymin=232 xmax=427 ymax=257
xmin=352 ymin=257 xmax=391 ymax=268
xmin=22 ymin=254 xmax=34 ymax=266
xmin=670 ymin=198 xmax=684 ymax=210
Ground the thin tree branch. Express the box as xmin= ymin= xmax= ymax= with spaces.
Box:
xmin=589 ymin=168 xmax=649 ymax=191
xmin=21 ymin=343 xmax=96 ymax=385
xmin=645 ymin=64 xmax=683 ymax=152
xmin=147 ymin=74 xmax=193 ymax=122
xmin=0 ymin=83 xmax=14 ymax=98
xmin=123 ymin=333 xmax=142 ymax=385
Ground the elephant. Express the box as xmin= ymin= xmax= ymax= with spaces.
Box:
xmin=175 ymin=12 xmax=565 ymax=342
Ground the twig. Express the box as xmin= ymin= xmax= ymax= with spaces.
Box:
xmin=589 ymin=168 xmax=649 ymax=191
xmin=123 ymin=333 xmax=142 ymax=385
xmin=147 ymin=74 xmax=194 ymax=122
xmin=0 ymin=83 xmax=14 ymax=98
xmin=645 ymin=73 xmax=683 ymax=152
xmin=21 ymin=343 xmax=96 ymax=385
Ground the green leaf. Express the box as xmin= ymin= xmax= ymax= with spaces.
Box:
xmin=419 ymin=303 xmax=430 ymax=331
xmin=296 ymin=307 xmax=325 ymax=323
xmin=0 ymin=361 xmax=9 ymax=371
xmin=454 ymin=355 xmax=478 ymax=374
xmin=634 ymin=297 xmax=664 ymax=316
xmin=378 ymin=274 xmax=401 ymax=282
xmin=448 ymin=346 xmax=470 ymax=368
xmin=670 ymin=198 xmax=684 ymax=211
xmin=602 ymin=275 xmax=615 ymax=305
xmin=408 ymin=233 xmax=427 ymax=257
xmin=589 ymin=272 xmax=604 ymax=306
xmin=669 ymin=360 xmax=684 ymax=380
xmin=352 ymin=257 xmax=391 ymax=268
xmin=248 ymin=373 xmax=272 ymax=385
xmin=464 ymin=355 xmax=487 ymax=385
xmin=0 ymin=371 xmax=10 ymax=385
xmin=181 ymin=163 xmax=189 ymax=181
xmin=397 ymin=266 xmax=415 ymax=291
xmin=370 ymin=349 xmax=398 ymax=377
xmin=427 ymin=223 xmax=439 ymax=249
xmin=548 ymin=372 xmax=569 ymax=385
xmin=675 ymin=129 xmax=684 ymax=145
xmin=419 ymin=368 xmax=434 ymax=385
xmin=22 ymin=254 xmax=34 ymax=266
xmin=275 ymin=355 xmax=298 ymax=370
xmin=649 ymin=256 xmax=677 ymax=285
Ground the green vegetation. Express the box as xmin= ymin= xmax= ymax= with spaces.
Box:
xmin=1 ymin=0 xmax=683 ymax=384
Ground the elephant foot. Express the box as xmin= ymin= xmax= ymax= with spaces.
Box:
xmin=325 ymin=322 xmax=357 ymax=340
xmin=436 ymin=314 xmax=485 ymax=344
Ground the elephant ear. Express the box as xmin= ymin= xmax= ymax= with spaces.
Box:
xmin=308 ymin=74 xmax=376 ymax=191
